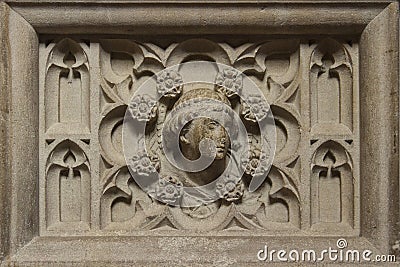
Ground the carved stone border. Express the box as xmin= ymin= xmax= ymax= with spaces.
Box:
xmin=0 ymin=1 xmax=398 ymax=265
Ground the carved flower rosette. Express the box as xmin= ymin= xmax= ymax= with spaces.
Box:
xmin=240 ymin=95 xmax=270 ymax=124
xmin=241 ymin=146 xmax=270 ymax=177
xmin=128 ymin=94 xmax=158 ymax=124
xmin=156 ymin=70 xmax=183 ymax=99
xmin=216 ymin=174 xmax=245 ymax=202
xmin=155 ymin=175 xmax=183 ymax=206
xmin=214 ymin=68 xmax=243 ymax=98
xmin=129 ymin=151 xmax=160 ymax=177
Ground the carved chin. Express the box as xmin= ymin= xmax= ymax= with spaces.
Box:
xmin=215 ymin=150 xmax=226 ymax=160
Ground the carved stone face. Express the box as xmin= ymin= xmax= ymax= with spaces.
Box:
xmin=162 ymin=88 xmax=232 ymax=162
xmin=180 ymin=117 xmax=230 ymax=161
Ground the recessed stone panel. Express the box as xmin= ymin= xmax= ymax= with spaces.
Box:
xmin=38 ymin=38 xmax=360 ymax=236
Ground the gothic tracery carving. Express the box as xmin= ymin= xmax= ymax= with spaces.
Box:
xmin=45 ymin=38 xmax=90 ymax=134
xmin=98 ymin=39 xmax=302 ymax=231
xmin=310 ymin=38 xmax=353 ymax=135
xmin=311 ymin=141 xmax=354 ymax=228
xmin=40 ymin=37 xmax=358 ymax=235
xmin=45 ymin=140 xmax=91 ymax=231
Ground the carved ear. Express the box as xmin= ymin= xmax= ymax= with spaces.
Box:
xmin=180 ymin=128 xmax=190 ymax=145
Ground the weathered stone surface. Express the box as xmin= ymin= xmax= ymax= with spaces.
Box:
xmin=0 ymin=1 xmax=399 ymax=265
xmin=7 ymin=4 xmax=39 ymax=258
xmin=0 ymin=2 xmax=11 ymax=263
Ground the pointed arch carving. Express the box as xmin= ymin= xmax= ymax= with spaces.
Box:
xmin=311 ymin=141 xmax=353 ymax=228
xmin=45 ymin=38 xmax=90 ymax=134
xmin=310 ymin=39 xmax=353 ymax=135
xmin=45 ymin=140 xmax=91 ymax=231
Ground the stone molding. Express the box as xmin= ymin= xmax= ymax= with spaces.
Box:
xmin=0 ymin=1 xmax=398 ymax=265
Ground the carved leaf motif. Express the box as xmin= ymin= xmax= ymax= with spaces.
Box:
xmin=271 ymin=105 xmax=301 ymax=163
xmin=99 ymin=105 xmax=126 ymax=166
xmin=233 ymin=212 xmax=264 ymax=230
xmin=100 ymin=40 xmax=163 ymax=104
xmin=103 ymin=173 xmax=160 ymax=226
xmin=218 ymin=43 xmax=254 ymax=65
xmin=113 ymin=76 xmax=133 ymax=104
xmin=235 ymin=43 xmax=265 ymax=73
xmin=165 ymin=38 xmax=231 ymax=66
xmin=138 ymin=43 xmax=164 ymax=65
xmin=234 ymin=40 xmax=299 ymax=104
xmin=269 ymin=168 xmax=300 ymax=202
xmin=266 ymin=77 xmax=285 ymax=103
xmin=103 ymin=169 xmax=154 ymax=203
xmin=235 ymin=190 xmax=262 ymax=216
xmin=103 ymin=167 xmax=132 ymax=196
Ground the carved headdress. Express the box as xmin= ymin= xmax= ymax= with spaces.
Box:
xmin=163 ymin=88 xmax=235 ymax=149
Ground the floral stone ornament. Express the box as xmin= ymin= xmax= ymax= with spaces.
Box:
xmin=241 ymin=146 xmax=270 ymax=177
xmin=129 ymin=151 xmax=160 ymax=177
xmin=156 ymin=70 xmax=183 ymax=99
xmin=214 ymin=68 xmax=243 ymax=98
xmin=128 ymin=94 xmax=158 ymax=123
xmin=216 ymin=174 xmax=244 ymax=202
xmin=240 ymin=95 xmax=270 ymax=123
xmin=155 ymin=175 xmax=183 ymax=205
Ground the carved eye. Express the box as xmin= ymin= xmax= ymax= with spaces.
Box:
xmin=207 ymin=121 xmax=218 ymax=129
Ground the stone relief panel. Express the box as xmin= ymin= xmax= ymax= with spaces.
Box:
xmin=39 ymin=37 xmax=359 ymax=236
xmin=99 ymin=39 xmax=300 ymax=232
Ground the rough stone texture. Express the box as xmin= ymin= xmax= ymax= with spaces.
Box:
xmin=7 ymin=4 xmax=39 ymax=258
xmin=5 ymin=236 xmax=387 ymax=266
xmin=0 ymin=1 xmax=399 ymax=265
xmin=0 ymin=2 xmax=11 ymax=263
xmin=359 ymin=2 xmax=399 ymax=252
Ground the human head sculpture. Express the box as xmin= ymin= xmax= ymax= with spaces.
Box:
xmin=164 ymin=88 xmax=234 ymax=163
